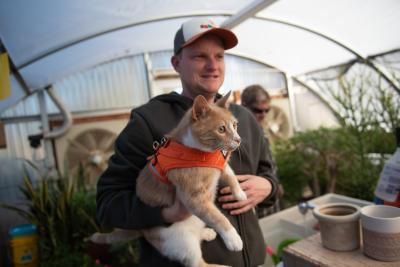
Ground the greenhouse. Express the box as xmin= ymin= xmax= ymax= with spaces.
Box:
xmin=0 ymin=0 xmax=399 ymax=266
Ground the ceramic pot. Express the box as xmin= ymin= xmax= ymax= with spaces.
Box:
xmin=313 ymin=203 xmax=361 ymax=251
xmin=361 ymin=205 xmax=400 ymax=261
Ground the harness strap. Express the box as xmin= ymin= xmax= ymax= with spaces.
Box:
xmin=147 ymin=140 xmax=226 ymax=184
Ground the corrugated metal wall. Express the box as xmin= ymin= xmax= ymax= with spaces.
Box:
xmin=1 ymin=54 xmax=149 ymax=159
xmin=1 ymin=52 xmax=286 ymax=160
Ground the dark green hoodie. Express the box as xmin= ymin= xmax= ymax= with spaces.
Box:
xmin=97 ymin=92 xmax=278 ymax=267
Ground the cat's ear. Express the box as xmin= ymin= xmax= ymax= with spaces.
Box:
xmin=192 ymin=95 xmax=210 ymax=121
xmin=216 ymin=91 xmax=231 ymax=109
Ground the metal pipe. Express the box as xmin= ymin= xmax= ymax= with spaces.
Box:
xmin=366 ymin=60 xmax=400 ymax=91
xmin=143 ymin=53 xmax=154 ymax=99
xmin=43 ymin=86 xmax=72 ymax=139
xmin=220 ymin=0 xmax=278 ymax=29
xmin=37 ymin=89 xmax=54 ymax=168
xmin=285 ymin=73 xmax=300 ymax=132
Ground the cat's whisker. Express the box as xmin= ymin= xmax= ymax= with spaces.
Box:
xmin=236 ymin=145 xmax=243 ymax=167
xmin=215 ymin=145 xmax=226 ymax=151
xmin=236 ymin=138 xmax=249 ymax=155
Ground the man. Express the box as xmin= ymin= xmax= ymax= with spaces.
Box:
xmin=97 ymin=18 xmax=278 ymax=267
xmin=241 ymin=84 xmax=271 ymax=125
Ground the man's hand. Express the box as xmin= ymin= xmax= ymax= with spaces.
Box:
xmin=218 ymin=175 xmax=272 ymax=215
xmin=161 ymin=197 xmax=191 ymax=223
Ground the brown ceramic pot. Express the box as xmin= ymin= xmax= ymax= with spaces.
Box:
xmin=313 ymin=203 xmax=361 ymax=251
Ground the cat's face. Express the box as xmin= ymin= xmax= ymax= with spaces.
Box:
xmin=190 ymin=95 xmax=241 ymax=152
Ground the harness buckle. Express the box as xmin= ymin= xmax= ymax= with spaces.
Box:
xmin=152 ymin=141 xmax=160 ymax=151
xmin=150 ymin=137 xmax=170 ymax=165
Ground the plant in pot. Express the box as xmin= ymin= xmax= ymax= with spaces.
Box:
xmin=266 ymin=238 xmax=300 ymax=266
xmin=1 ymin=165 xmax=139 ymax=267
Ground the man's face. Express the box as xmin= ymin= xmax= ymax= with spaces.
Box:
xmin=172 ymin=34 xmax=225 ymax=101
xmin=250 ymin=101 xmax=270 ymax=123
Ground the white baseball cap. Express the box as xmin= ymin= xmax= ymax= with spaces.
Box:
xmin=173 ymin=18 xmax=238 ymax=55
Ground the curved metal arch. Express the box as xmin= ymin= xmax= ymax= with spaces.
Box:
xmin=224 ymin=50 xmax=341 ymax=129
xmin=17 ymin=13 xmax=233 ymax=69
xmin=293 ymin=77 xmax=343 ymax=124
xmin=252 ymin=16 xmax=400 ymax=94
xmin=16 ymin=8 xmax=399 ymax=97
xmin=226 ymin=50 xmax=286 ymax=73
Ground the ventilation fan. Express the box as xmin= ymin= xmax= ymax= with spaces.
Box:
xmin=65 ymin=128 xmax=116 ymax=188
xmin=262 ymin=105 xmax=291 ymax=142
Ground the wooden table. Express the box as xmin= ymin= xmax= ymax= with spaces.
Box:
xmin=283 ymin=233 xmax=399 ymax=267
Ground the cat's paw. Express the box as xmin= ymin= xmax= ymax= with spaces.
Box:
xmin=221 ymin=228 xmax=243 ymax=251
xmin=234 ymin=189 xmax=247 ymax=201
xmin=201 ymin=228 xmax=217 ymax=241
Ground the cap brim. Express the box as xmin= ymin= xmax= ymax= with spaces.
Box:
xmin=181 ymin=28 xmax=238 ymax=51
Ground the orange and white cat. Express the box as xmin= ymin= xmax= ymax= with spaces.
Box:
xmin=91 ymin=93 xmax=247 ymax=267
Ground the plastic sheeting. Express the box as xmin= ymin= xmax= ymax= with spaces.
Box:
xmin=0 ymin=0 xmax=399 ymax=93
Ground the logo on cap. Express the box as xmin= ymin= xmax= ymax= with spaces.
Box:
xmin=200 ymin=22 xmax=216 ymax=29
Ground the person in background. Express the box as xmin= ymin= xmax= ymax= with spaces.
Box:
xmin=241 ymin=84 xmax=271 ymax=126
xmin=241 ymin=84 xmax=283 ymax=217
xmin=96 ymin=18 xmax=279 ymax=266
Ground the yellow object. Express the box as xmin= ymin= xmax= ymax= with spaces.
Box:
xmin=10 ymin=234 xmax=39 ymax=267
xmin=0 ymin=52 xmax=11 ymax=100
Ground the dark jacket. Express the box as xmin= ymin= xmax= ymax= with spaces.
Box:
xmin=96 ymin=92 xmax=279 ymax=267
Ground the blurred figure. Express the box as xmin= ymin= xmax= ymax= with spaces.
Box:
xmin=241 ymin=84 xmax=284 ymax=217
xmin=241 ymin=84 xmax=271 ymax=125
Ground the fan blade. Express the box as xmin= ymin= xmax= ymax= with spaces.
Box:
xmin=66 ymin=129 xmax=117 ymax=189
xmin=68 ymin=139 xmax=91 ymax=155
xmin=97 ymin=133 xmax=115 ymax=151
xmin=266 ymin=107 xmax=277 ymax=121
xmin=80 ymin=131 xmax=98 ymax=151
xmin=274 ymin=111 xmax=287 ymax=125
xmin=265 ymin=106 xmax=291 ymax=141
xmin=67 ymin=147 xmax=91 ymax=166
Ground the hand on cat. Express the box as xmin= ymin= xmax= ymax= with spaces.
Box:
xmin=218 ymin=175 xmax=272 ymax=215
xmin=162 ymin=197 xmax=191 ymax=223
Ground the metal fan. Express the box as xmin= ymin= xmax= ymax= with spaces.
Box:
xmin=65 ymin=128 xmax=116 ymax=188
xmin=262 ymin=105 xmax=290 ymax=142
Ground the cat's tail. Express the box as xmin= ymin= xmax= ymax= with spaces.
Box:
xmin=88 ymin=229 xmax=141 ymax=244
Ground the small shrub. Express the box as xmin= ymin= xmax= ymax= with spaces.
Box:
xmin=274 ymin=127 xmax=395 ymax=206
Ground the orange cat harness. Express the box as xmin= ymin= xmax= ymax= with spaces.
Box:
xmin=147 ymin=139 xmax=227 ymax=184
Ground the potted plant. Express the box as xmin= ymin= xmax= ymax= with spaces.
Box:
xmin=266 ymin=238 xmax=300 ymax=266
xmin=1 ymin=166 xmax=139 ymax=267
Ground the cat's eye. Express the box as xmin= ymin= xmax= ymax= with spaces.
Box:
xmin=218 ymin=125 xmax=226 ymax=133
xmin=233 ymin=122 xmax=238 ymax=129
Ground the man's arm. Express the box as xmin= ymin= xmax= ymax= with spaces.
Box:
xmin=255 ymin=134 xmax=279 ymax=202
xmin=96 ymin=112 xmax=166 ymax=229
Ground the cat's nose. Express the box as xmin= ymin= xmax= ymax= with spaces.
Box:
xmin=234 ymin=136 xmax=241 ymax=145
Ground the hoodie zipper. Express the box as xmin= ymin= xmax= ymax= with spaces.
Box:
xmin=238 ymin=213 xmax=250 ymax=267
